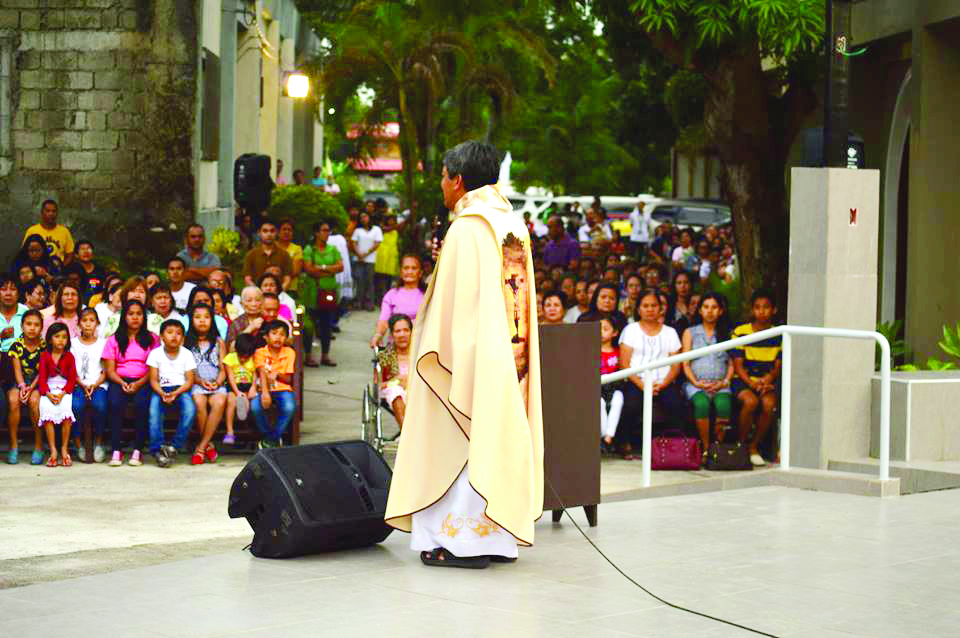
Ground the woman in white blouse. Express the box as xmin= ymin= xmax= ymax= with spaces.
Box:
xmin=616 ymin=289 xmax=685 ymax=459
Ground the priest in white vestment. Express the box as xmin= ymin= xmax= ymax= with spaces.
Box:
xmin=385 ymin=141 xmax=544 ymax=569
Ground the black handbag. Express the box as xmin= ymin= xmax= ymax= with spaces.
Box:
xmin=705 ymin=441 xmax=753 ymax=471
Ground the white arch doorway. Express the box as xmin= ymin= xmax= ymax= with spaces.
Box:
xmin=881 ymin=68 xmax=912 ymax=323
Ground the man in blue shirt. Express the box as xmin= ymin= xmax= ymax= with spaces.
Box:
xmin=542 ymin=215 xmax=581 ymax=269
xmin=178 ymin=224 xmax=222 ymax=282
xmin=0 ymin=274 xmax=26 ymax=353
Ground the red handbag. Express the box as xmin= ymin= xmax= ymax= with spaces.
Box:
xmin=651 ymin=430 xmax=702 ymax=470
xmin=315 ymin=289 xmax=338 ymax=311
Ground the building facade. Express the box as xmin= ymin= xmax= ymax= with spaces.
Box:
xmin=0 ymin=0 xmax=323 ymax=264
xmin=847 ymin=0 xmax=960 ymax=361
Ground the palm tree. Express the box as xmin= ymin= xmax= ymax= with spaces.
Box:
xmin=306 ymin=1 xmax=556 ymax=206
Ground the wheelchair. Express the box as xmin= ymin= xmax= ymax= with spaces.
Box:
xmin=361 ymin=346 xmax=401 ymax=455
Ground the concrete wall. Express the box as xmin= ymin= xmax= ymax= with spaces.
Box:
xmin=849 ymin=1 xmax=960 ymax=362
xmin=847 ymin=38 xmax=911 ymax=323
xmin=788 ymin=168 xmax=880 ymax=469
xmin=0 ymin=0 xmax=198 ymax=267
xmin=854 ymin=0 xmax=960 ymax=44
xmin=905 ymin=20 xmax=960 ymax=361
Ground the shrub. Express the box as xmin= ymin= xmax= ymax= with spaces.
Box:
xmin=208 ymin=228 xmax=245 ymax=274
xmin=268 ymin=186 xmax=349 ymax=243
xmin=333 ymin=170 xmax=365 ymax=210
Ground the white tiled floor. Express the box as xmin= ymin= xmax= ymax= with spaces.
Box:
xmin=4 ymin=485 xmax=960 ymax=637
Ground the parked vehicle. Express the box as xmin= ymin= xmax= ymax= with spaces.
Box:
xmin=647 ymin=199 xmax=732 ymax=231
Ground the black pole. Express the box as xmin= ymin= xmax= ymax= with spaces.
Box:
xmin=822 ymin=0 xmax=832 ymax=168
xmin=824 ymin=0 xmax=852 ymax=168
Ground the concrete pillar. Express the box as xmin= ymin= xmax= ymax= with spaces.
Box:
xmin=788 ymin=168 xmax=880 ymax=468
xmin=216 ymin=0 xmax=237 ymax=209
xmin=258 ymin=19 xmax=280 ymax=165
xmin=291 ymin=96 xmax=313 ymax=176
xmin=234 ymin=25 xmax=260 ymax=156
xmin=276 ymin=37 xmax=294 ymax=182
xmin=313 ymin=110 xmax=324 ymax=173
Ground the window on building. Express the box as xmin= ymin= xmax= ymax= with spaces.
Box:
xmin=201 ymin=48 xmax=220 ymax=161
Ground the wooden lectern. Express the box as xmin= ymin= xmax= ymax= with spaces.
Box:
xmin=539 ymin=323 xmax=601 ymax=526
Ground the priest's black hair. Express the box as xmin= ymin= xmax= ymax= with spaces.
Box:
xmin=442 ymin=140 xmax=502 ymax=192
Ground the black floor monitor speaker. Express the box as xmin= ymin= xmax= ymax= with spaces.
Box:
xmin=228 ymin=441 xmax=393 ymax=558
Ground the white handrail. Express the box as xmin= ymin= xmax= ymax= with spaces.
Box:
xmin=601 ymin=324 xmax=891 ymax=487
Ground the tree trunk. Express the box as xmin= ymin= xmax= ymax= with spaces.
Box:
xmin=424 ymin=85 xmax=436 ymax=175
xmin=396 ymin=88 xmax=418 ymax=211
xmin=703 ymin=50 xmax=789 ymax=311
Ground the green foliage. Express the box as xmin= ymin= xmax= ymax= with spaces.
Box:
xmin=268 ymin=186 xmax=349 ymax=242
xmin=506 ymin=13 xmax=648 ymax=195
xmin=876 ymin=320 xmax=908 ymax=370
xmin=926 ymin=358 xmax=958 ymax=371
xmin=630 ymin=0 xmax=824 ymax=61
xmin=208 ymin=228 xmax=245 ymax=274
xmin=388 ymin=171 xmax=443 ymax=218
xmin=664 ymin=70 xmax=707 ymax=131
xmin=885 ymin=321 xmax=960 ymax=371
xmin=305 ymin=1 xmax=557 ymax=207
xmin=938 ymin=322 xmax=960 ymax=359
xmin=333 ymin=170 xmax=366 ymax=210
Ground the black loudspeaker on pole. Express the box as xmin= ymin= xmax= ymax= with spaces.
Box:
xmin=234 ymin=154 xmax=275 ymax=215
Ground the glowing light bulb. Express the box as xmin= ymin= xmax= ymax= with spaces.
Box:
xmin=285 ymin=72 xmax=309 ymax=98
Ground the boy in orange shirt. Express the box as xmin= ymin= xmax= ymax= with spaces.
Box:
xmin=251 ymin=320 xmax=297 ymax=448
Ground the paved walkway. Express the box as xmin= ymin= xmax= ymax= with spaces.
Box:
xmin=0 ymin=309 xmax=382 ymax=587
xmin=0 ymin=309 xmax=672 ymax=587
xmin=4 ymin=485 xmax=960 ymax=637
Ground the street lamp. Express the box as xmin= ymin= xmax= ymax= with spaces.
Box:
xmin=283 ymin=71 xmax=309 ymax=99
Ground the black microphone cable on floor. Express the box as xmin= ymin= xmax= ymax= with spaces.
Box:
xmin=544 ymin=479 xmax=779 ymax=638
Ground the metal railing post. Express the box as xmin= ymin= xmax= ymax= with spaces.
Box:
xmin=878 ymin=336 xmax=891 ymax=481
xmin=642 ymin=370 xmax=653 ymax=488
xmin=780 ymin=332 xmax=792 ymax=471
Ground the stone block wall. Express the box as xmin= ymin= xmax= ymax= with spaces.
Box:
xmin=0 ymin=0 xmax=197 ymax=270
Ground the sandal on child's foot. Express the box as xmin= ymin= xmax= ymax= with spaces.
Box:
xmin=191 ymin=451 xmax=205 ymax=465
xmin=46 ymin=455 xmax=58 ymax=468
xmin=222 ymin=433 xmax=235 ymax=445
xmin=31 ymin=449 xmax=45 ymax=465
xmin=204 ymin=446 xmax=218 ymax=463
xmin=420 ymin=548 xmax=490 ymax=569
xmin=61 ymin=452 xmax=72 ymax=467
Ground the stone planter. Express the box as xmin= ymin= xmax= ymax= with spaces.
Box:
xmin=871 ymin=371 xmax=960 ymax=461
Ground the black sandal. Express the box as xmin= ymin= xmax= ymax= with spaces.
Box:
xmin=420 ymin=548 xmax=490 ymax=569
xmin=487 ymin=555 xmax=517 ymax=563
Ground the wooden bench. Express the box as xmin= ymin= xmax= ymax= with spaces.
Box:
xmin=79 ymin=335 xmax=305 ymax=462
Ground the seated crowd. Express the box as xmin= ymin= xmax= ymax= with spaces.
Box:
xmin=532 ymin=203 xmax=781 ymax=468
xmin=2 ymin=200 xmax=312 ymax=468
xmin=359 ymin=198 xmax=781 ymax=470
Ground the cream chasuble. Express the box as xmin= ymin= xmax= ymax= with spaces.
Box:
xmin=384 ymin=184 xmax=544 ymax=549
